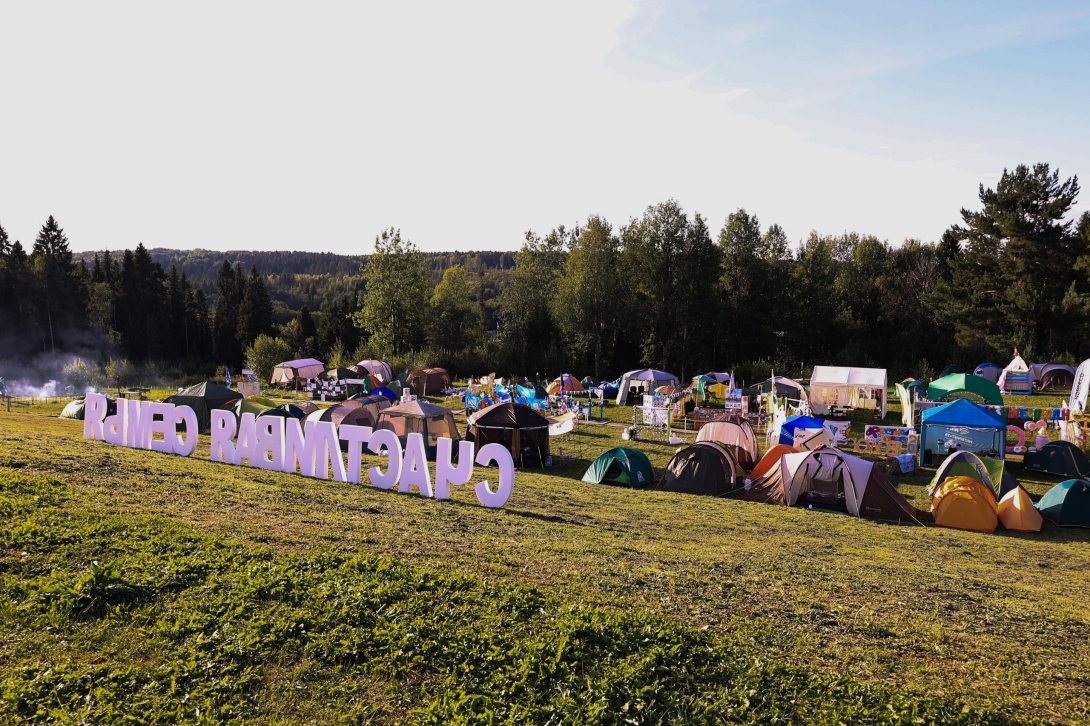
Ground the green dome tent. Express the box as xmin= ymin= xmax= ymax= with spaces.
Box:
xmin=582 ymin=448 xmax=655 ymax=488
xmin=1038 ymin=479 xmax=1090 ymax=527
xmin=164 ymin=382 xmax=240 ymax=433
xmin=926 ymin=373 xmax=1003 ymax=405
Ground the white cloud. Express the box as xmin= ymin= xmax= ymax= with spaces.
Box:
xmin=0 ymin=0 xmax=988 ymax=252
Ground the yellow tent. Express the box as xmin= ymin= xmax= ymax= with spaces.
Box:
xmin=931 ymin=476 xmax=998 ymax=533
xmin=997 ymin=487 xmax=1044 ymax=532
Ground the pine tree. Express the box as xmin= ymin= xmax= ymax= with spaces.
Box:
xmin=237 ymin=266 xmax=273 ymax=348
xmin=30 ymin=215 xmax=85 ymax=355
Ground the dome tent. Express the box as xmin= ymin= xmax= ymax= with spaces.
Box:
xmin=997 ymin=486 xmax=1043 ymax=532
xmin=696 ymin=417 xmax=759 ymax=468
xmin=973 ymin=362 xmax=1002 ymax=383
xmin=1038 ymin=479 xmax=1090 ymax=527
xmin=352 ymin=359 xmax=393 ymax=384
xmin=582 ymin=448 xmax=655 ymax=488
xmin=930 ymin=476 xmax=998 ymax=533
xmin=1033 ymin=363 xmax=1076 ymax=391
xmin=164 ymin=382 xmax=240 ymax=433
xmin=926 ymin=373 xmax=1003 ymax=406
xmin=546 ymin=374 xmax=584 ymax=396
xmin=929 ymin=450 xmax=1018 ymax=500
xmin=743 ymin=447 xmax=917 ymax=522
xmin=661 ymin=441 xmax=743 ymax=496
xmin=466 ymin=402 xmax=550 ymax=468
xmin=1023 ymin=441 xmax=1090 ymax=480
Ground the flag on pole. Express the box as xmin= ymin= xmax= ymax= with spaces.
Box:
xmin=225 ymin=367 xmax=233 ymax=387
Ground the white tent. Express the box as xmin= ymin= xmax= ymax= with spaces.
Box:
xmin=809 ymin=366 xmax=888 ymax=418
xmin=615 ymin=369 xmax=680 ymax=405
xmin=998 ymin=352 xmax=1033 ymax=394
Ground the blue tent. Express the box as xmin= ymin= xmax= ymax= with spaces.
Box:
xmin=779 ymin=415 xmax=826 ymax=446
xmin=920 ymin=398 xmax=1005 ymax=465
xmin=973 ymin=362 xmax=1001 ymax=383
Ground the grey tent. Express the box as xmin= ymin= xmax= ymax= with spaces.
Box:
xmin=164 ymin=382 xmax=240 ymax=433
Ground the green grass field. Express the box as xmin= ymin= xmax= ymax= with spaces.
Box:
xmin=1 ymin=396 xmax=1088 ymax=723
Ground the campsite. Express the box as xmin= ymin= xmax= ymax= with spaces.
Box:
xmin=2 ymin=357 xmax=1090 ymax=723
xmin=5 ymin=3 xmax=1090 ymax=720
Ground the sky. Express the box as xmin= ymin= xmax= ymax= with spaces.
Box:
xmin=1 ymin=0 xmax=1088 ymax=253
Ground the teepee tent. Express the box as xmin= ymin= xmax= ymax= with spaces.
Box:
xmin=998 ymin=352 xmax=1032 ymax=394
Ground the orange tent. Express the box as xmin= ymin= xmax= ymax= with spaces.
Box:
xmin=997 ymin=486 xmax=1044 ymax=532
xmin=931 ymin=476 xmax=998 ymax=533
xmin=749 ymin=444 xmax=797 ymax=480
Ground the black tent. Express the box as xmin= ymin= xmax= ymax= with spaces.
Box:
xmin=1024 ymin=441 xmax=1090 ymax=479
xmin=164 ymin=382 xmax=239 ymax=433
xmin=660 ymin=441 xmax=743 ymax=496
xmin=466 ymin=402 xmax=551 ymax=468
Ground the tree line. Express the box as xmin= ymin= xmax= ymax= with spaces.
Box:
xmin=2 ymin=163 xmax=1088 ymax=386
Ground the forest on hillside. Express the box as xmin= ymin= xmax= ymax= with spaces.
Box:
xmin=3 ymin=163 xmax=1089 ymax=386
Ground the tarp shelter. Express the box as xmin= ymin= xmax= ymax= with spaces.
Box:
xmin=998 ymin=487 xmax=1043 ymax=532
xmin=742 ymin=447 xmax=916 ymax=522
xmin=1033 ymin=363 xmax=1075 ymax=391
xmin=929 ymin=450 xmax=1016 ymax=500
xmin=270 ymin=358 xmax=324 ymax=387
xmin=926 ymin=373 xmax=1003 ymax=406
xmin=660 ymin=441 xmax=743 ymax=496
xmin=352 ymin=359 xmax=393 ymax=384
xmin=697 ymin=418 xmax=759 ymax=468
xmin=615 ymin=369 xmax=680 ymax=405
xmin=406 ymin=368 xmax=451 ymax=397
xmin=546 ymin=374 xmax=584 ymax=396
xmin=165 ymin=382 xmax=240 ymax=434
xmin=930 ymin=476 xmax=998 ymax=533
xmin=809 ymin=366 xmax=888 ymax=418
xmin=59 ymin=396 xmax=117 ymax=420
xmin=919 ymin=398 xmax=1006 ymax=465
xmin=1023 ymin=441 xmax=1090 ymax=479
xmin=467 ymin=402 xmax=550 ymax=468
xmin=998 ymin=353 xmax=1032 ymax=394
xmin=1038 ymin=479 xmax=1090 ymax=527
xmin=973 ymin=362 xmax=1002 ymax=383
xmin=778 ymin=415 xmax=827 ymax=447
xmin=376 ymin=399 xmax=461 ymax=459
xmin=743 ymin=376 xmax=807 ymax=401
xmin=582 ymin=448 xmax=655 ymax=488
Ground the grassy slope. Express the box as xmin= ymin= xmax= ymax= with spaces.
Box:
xmin=1 ymin=402 xmax=1088 ymax=722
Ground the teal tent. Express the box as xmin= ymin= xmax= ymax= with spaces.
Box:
xmin=1038 ymin=479 xmax=1090 ymax=527
xmin=583 ymin=448 xmax=655 ymax=488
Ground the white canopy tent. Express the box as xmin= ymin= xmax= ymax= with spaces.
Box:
xmin=809 ymin=366 xmax=888 ymax=418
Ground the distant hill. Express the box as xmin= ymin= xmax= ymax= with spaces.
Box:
xmin=75 ymin=247 xmax=518 ymax=324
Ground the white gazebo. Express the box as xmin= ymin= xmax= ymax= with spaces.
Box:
xmin=808 ymin=366 xmax=888 ymax=418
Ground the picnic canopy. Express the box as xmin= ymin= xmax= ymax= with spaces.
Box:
xmin=742 ymin=376 xmax=806 ymax=400
xmin=919 ymin=398 xmax=1005 ymax=465
xmin=927 ymin=373 xmax=1003 ymax=405
xmin=809 ymin=366 xmax=888 ymax=418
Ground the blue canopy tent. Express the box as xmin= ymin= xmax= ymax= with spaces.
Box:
xmin=778 ymin=415 xmax=826 ymax=446
xmin=920 ymin=398 xmax=1006 ymax=466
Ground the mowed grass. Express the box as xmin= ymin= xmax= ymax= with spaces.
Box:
xmin=1 ymin=407 xmax=1089 ymax=722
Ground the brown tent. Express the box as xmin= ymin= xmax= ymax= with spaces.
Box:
xmin=304 ymin=400 xmax=364 ymax=427
xmin=406 ymin=368 xmax=451 ymax=396
xmin=1040 ymin=366 xmax=1075 ymax=391
xmin=743 ymin=446 xmax=917 ymax=522
xmin=660 ymin=441 xmax=744 ymax=497
xmin=376 ymin=398 xmax=460 ymax=459
xmin=467 ymin=402 xmax=550 ymax=468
